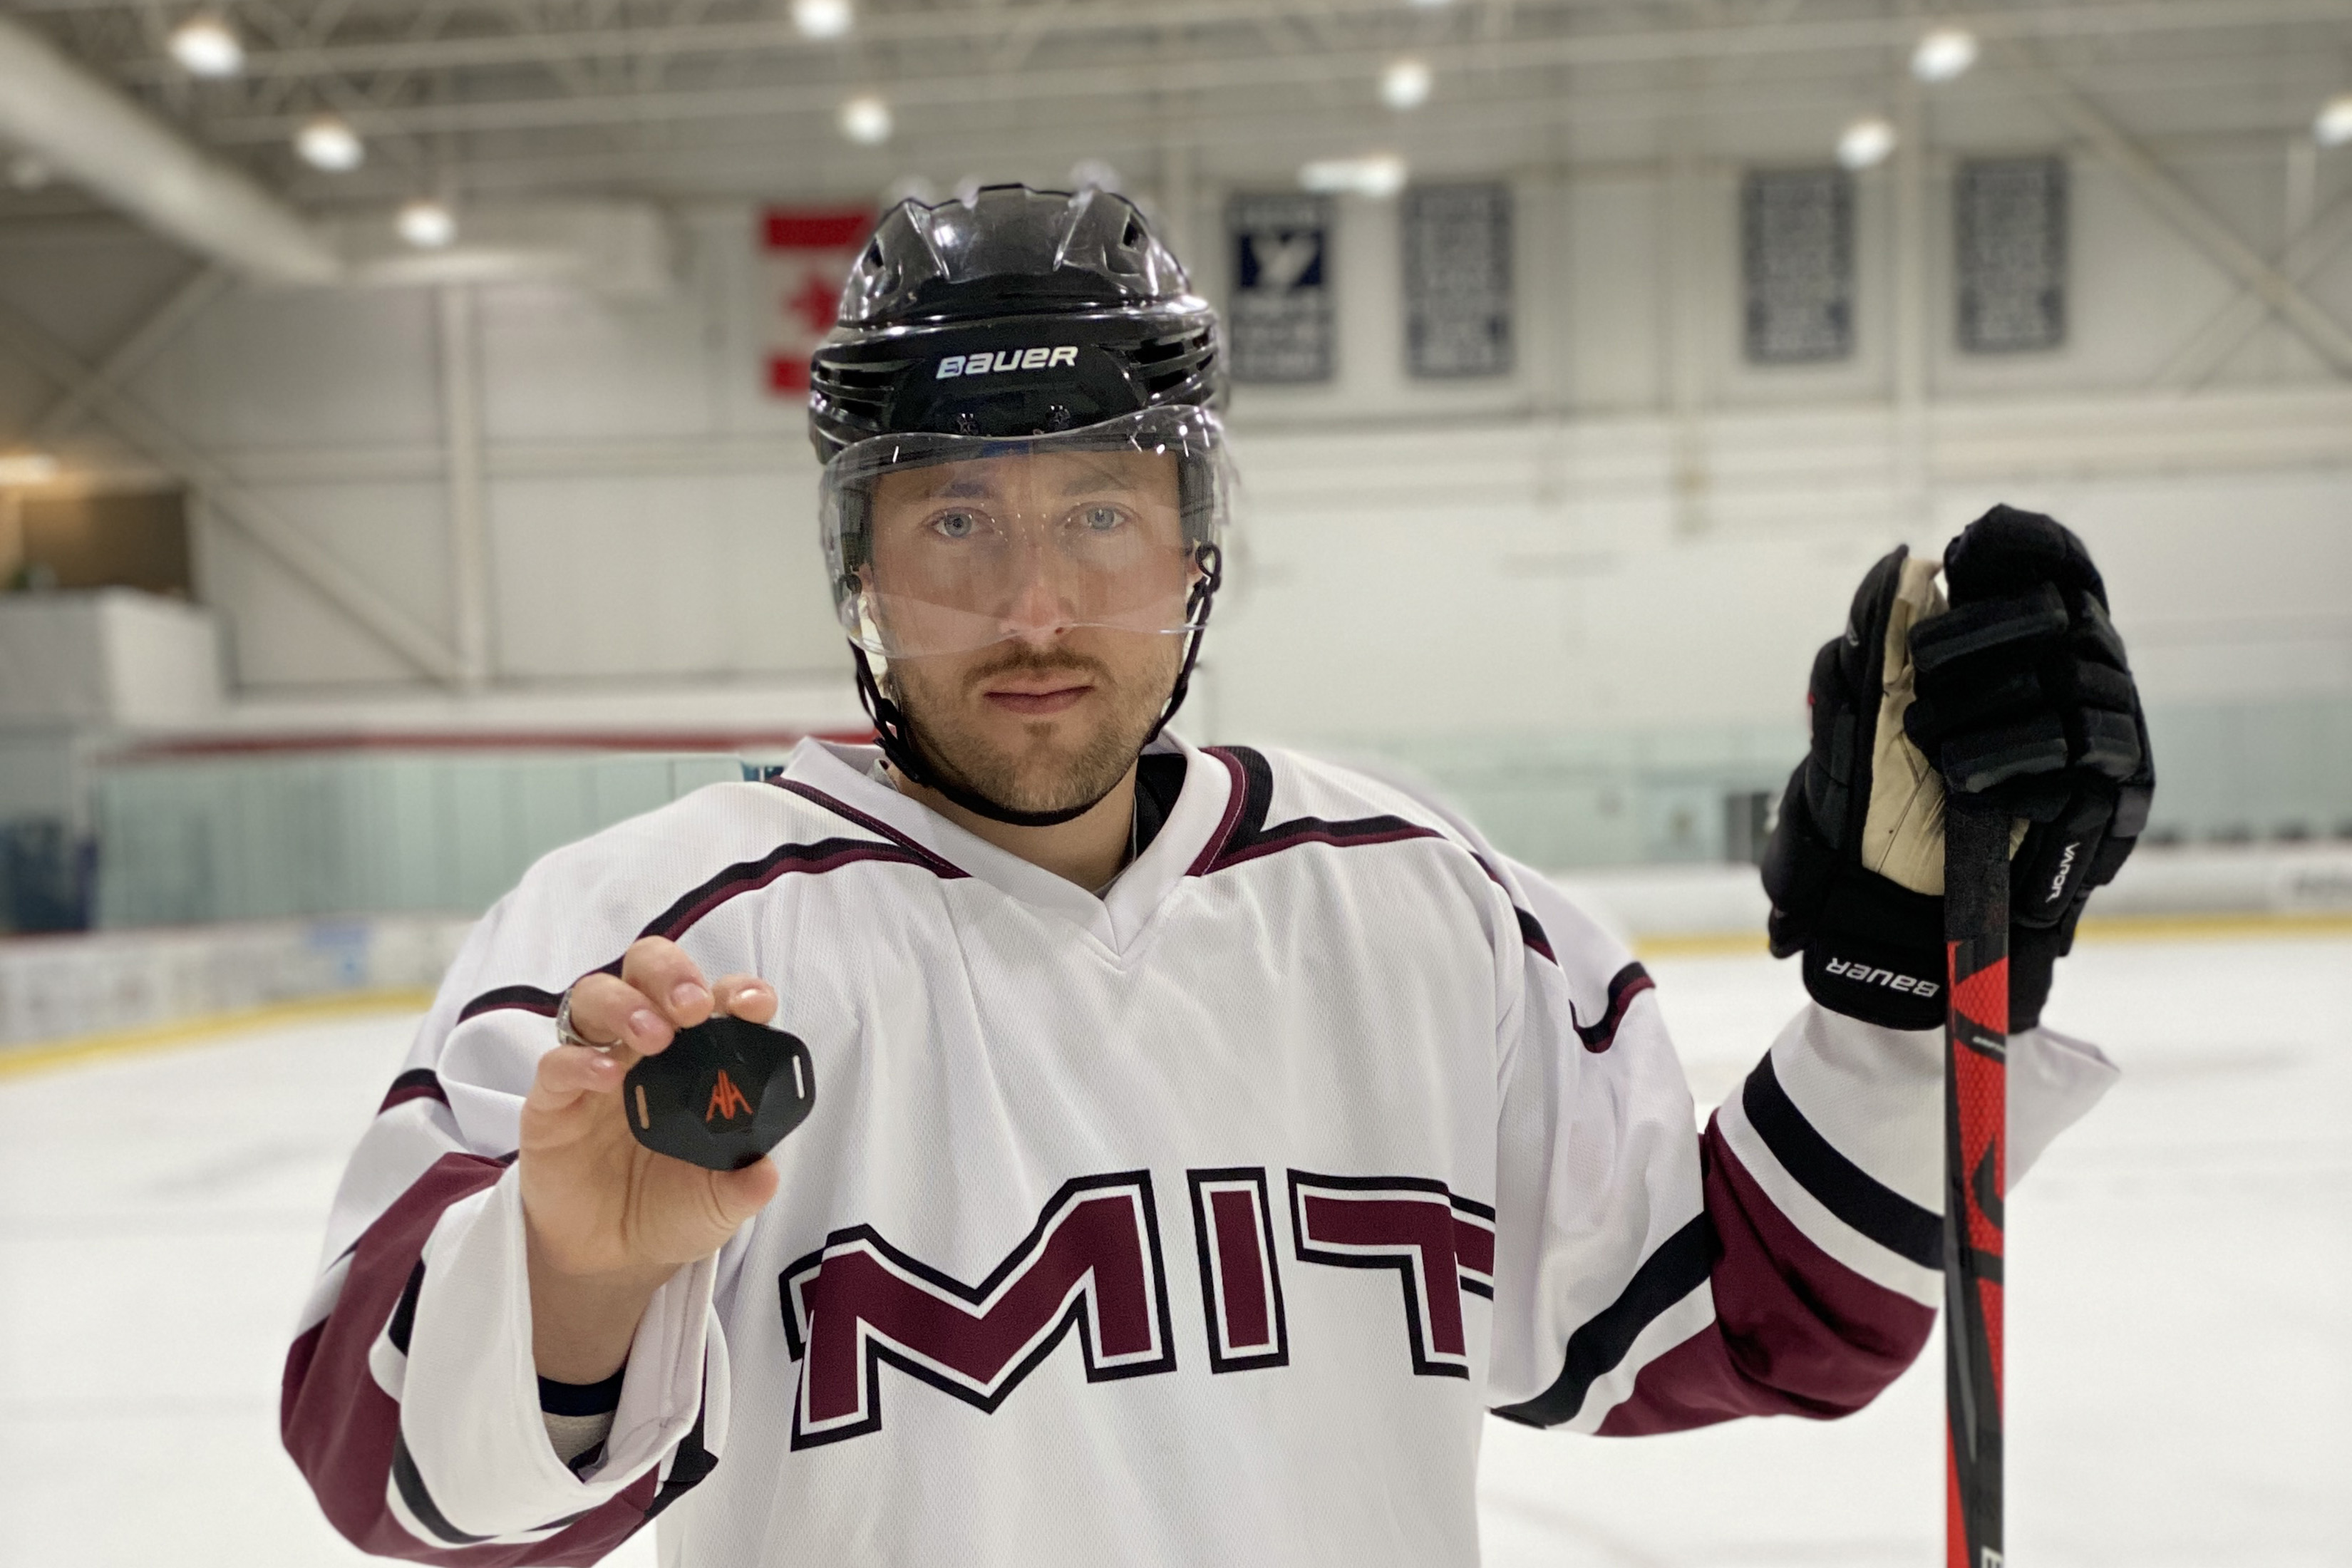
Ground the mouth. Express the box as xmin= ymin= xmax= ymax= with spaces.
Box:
xmin=980 ymin=678 xmax=1094 ymax=717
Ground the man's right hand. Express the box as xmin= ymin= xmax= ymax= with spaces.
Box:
xmin=518 ymin=936 xmax=780 ymax=1383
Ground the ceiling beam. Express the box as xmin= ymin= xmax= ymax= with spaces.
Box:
xmin=188 ymin=0 xmax=2352 ymax=143
xmin=0 ymin=15 xmax=339 ymax=284
xmin=1996 ymin=38 xmax=2352 ymax=376
xmin=112 ymin=0 xmax=2352 ymax=92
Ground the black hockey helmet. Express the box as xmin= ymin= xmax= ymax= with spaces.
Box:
xmin=805 ymin=185 xmax=1230 ymax=830
xmin=808 ymin=184 xmax=1223 ymax=463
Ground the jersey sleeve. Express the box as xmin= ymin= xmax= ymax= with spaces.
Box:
xmin=280 ymin=855 xmax=730 ymax=1563
xmin=1477 ymin=854 xmax=2118 ymax=1434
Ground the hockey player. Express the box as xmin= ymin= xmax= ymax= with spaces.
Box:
xmin=282 ymin=186 xmax=2152 ymax=1566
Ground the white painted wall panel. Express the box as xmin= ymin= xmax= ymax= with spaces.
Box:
xmin=160 ymin=284 xmax=442 ymax=450
xmin=487 ymin=468 xmax=842 ymax=680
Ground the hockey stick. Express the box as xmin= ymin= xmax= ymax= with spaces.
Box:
xmin=1943 ymin=798 xmax=2008 ymax=1568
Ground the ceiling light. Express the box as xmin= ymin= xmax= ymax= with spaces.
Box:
xmin=1301 ymin=154 xmax=1408 ymax=199
xmin=2317 ymin=93 xmax=2352 ymax=148
xmin=1837 ymin=116 xmax=1897 ymax=170
xmin=0 ymin=452 xmax=60 ymax=488
xmin=6 ymin=153 xmax=51 ymax=192
xmin=1381 ymin=57 xmax=1432 ymax=111
xmin=396 ymin=199 xmax=456 ymax=249
xmin=168 ymin=13 xmax=244 ymax=78
xmin=294 ymin=115 xmax=365 ymax=172
xmin=793 ymin=0 xmax=854 ymax=39
xmin=1407 ymin=0 xmax=1453 ymax=9
xmin=840 ymin=94 xmax=893 ymax=146
xmin=1910 ymin=27 xmax=1979 ymax=83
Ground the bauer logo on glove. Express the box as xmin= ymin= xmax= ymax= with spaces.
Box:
xmin=624 ymin=1013 xmax=816 ymax=1171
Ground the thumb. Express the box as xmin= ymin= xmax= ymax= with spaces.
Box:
xmin=710 ymin=1157 xmax=780 ymax=1227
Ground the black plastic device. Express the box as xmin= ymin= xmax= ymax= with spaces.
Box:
xmin=621 ymin=1013 xmax=816 ymax=1171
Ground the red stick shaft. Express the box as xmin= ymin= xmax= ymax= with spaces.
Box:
xmin=1944 ymin=800 xmax=2008 ymax=1568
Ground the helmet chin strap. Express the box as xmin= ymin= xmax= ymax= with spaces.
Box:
xmin=850 ymin=544 xmax=1222 ymax=830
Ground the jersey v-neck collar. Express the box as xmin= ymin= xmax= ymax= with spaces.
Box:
xmin=778 ymin=733 xmax=1234 ymax=954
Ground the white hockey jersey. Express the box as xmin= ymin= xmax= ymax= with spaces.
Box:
xmin=282 ymin=735 xmax=2115 ymax=1567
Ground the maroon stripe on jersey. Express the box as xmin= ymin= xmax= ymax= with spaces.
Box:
xmin=1192 ymin=748 xmax=1559 ymax=964
xmin=639 ymin=836 xmax=963 ymax=942
xmin=1570 ymin=963 xmax=1656 ymax=1053
xmin=769 ymin=780 xmax=968 ymax=881
xmin=457 ymin=986 xmax=563 ymax=1023
xmin=282 ymin=1152 xmax=677 ymax=1562
xmin=452 ymin=820 xmax=962 ymax=1029
xmin=1593 ymin=1119 xmax=1934 ymax=1436
xmin=379 ymin=1068 xmax=451 ymax=1114
xmin=1467 ymin=853 xmax=1559 ymax=966
xmin=1187 ymin=747 xmax=1260 ymax=875
xmin=1195 ymin=747 xmax=1445 ymax=872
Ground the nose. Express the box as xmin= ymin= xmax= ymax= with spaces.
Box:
xmin=995 ymin=530 xmax=1080 ymax=641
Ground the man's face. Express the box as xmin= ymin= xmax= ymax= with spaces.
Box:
xmin=865 ymin=447 xmax=1191 ymax=816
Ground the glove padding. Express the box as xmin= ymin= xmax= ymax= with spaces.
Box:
xmin=1763 ymin=505 xmax=2155 ymax=1032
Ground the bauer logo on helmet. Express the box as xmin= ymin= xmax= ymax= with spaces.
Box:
xmin=937 ymin=345 xmax=1082 ymax=379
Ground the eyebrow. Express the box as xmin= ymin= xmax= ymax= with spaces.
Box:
xmin=901 ymin=456 xmax=1157 ymax=502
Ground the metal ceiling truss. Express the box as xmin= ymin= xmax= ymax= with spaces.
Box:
xmin=2 ymin=0 xmax=2346 ymax=195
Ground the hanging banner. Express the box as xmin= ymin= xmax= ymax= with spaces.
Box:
xmin=761 ymin=208 xmax=873 ymax=396
xmin=1227 ymin=192 xmax=1334 ymax=383
xmin=1403 ymin=183 xmax=1514 ymax=378
xmin=1956 ymin=156 xmax=2068 ymax=354
xmin=1740 ymin=168 xmax=1854 ymax=364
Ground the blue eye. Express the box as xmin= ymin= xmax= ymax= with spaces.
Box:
xmin=932 ymin=510 xmax=979 ymax=540
xmin=1079 ymin=505 xmax=1124 ymax=532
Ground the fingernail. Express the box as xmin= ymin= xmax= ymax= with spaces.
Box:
xmin=628 ymin=1009 xmax=664 ymax=1041
xmin=673 ymin=981 xmax=710 ymax=1012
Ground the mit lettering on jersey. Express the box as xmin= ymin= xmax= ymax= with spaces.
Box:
xmin=778 ymin=1165 xmax=1497 ymax=1447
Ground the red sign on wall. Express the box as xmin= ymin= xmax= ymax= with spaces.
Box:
xmin=761 ymin=208 xmax=874 ymax=396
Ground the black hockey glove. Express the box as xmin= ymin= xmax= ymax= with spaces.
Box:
xmin=1761 ymin=505 xmax=2155 ymax=1032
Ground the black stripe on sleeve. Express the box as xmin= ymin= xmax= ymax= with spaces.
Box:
xmin=386 ymin=1260 xmax=425 ymax=1357
xmin=1740 ymin=1053 xmax=1942 ymax=1271
xmin=1491 ymin=1214 xmax=1714 ymax=1430
xmin=644 ymin=1405 xmax=719 ymax=1520
xmin=390 ymin=1431 xmax=494 ymax=1546
xmin=1569 ymin=962 xmax=1655 ymax=1052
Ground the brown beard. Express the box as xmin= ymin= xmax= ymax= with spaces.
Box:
xmin=888 ymin=638 xmax=1182 ymax=817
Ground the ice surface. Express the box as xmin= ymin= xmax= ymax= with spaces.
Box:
xmin=1 ymin=934 xmax=2343 ymax=1567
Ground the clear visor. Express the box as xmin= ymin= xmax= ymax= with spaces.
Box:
xmin=821 ymin=406 xmax=1228 ymax=659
